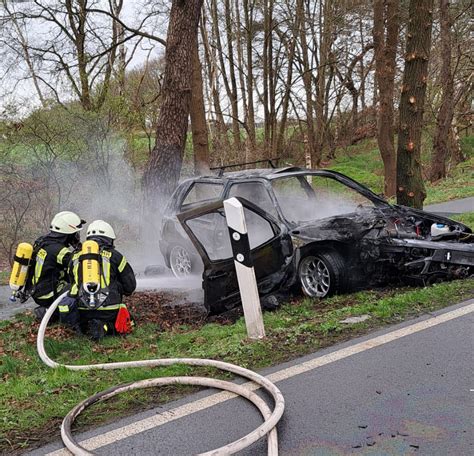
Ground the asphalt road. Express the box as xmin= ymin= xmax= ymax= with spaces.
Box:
xmin=32 ymin=299 xmax=474 ymax=456
xmin=425 ymin=196 xmax=474 ymax=216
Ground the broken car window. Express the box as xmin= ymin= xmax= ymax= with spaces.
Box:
xmin=272 ymin=175 xmax=375 ymax=223
xmin=228 ymin=182 xmax=278 ymax=218
xmin=185 ymin=208 xmax=276 ymax=262
xmin=187 ymin=212 xmax=232 ymax=261
xmin=243 ymin=208 xmax=275 ymax=248
xmin=181 ymin=183 xmax=224 ymax=210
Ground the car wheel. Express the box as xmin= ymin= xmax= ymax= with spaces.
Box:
xmin=298 ymin=251 xmax=346 ymax=298
xmin=169 ymin=245 xmax=195 ymax=278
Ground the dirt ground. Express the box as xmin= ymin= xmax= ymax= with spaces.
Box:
xmin=1 ymin=291 xmax=243 ymax=347
xmin=126 ymin=291 xmax=207 ymax=328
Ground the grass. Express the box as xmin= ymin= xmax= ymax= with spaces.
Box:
xmin=1 ymin=278 xmax=473 ymax=453
xmin=327 ymin=136 xmax=474 ymax=204
xmin=450 ymin=211 xmax=474 ymax=228
xmin=0 ymin=271 xmax=8 ymax=286
xmin=424 ymin=158 xmax=474 ymax=204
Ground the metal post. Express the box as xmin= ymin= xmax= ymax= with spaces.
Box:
xmin=224 ymin=197 xmax=266 ymax=339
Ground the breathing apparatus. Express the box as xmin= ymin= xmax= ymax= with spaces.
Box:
xmin=9 ymin=242 xmax=34 ymax=302
xmin=79 ymin=240 xmax=103 ymax=309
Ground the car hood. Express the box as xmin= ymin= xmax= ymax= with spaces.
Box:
xmin=289 ymin=205 xmax=472 ymax=244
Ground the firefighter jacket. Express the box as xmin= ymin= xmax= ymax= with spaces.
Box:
xmin=28 ymin=233 xmax=73 ymax=305
xmin=69 ymin=237 xmax=136 ymax=310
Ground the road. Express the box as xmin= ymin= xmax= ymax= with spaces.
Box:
xmin=425 ymin=196 xmax=473 ymax=217
xmin=31 ymin=299 xmax=474 ymax=456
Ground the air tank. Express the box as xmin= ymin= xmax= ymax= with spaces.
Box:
xmin=9 ymin=242 xmax=34 ymax=302
xmin=81 ymin=240 xmax=101 ymax=306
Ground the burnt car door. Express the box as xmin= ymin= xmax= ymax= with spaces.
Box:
xmin=177 ymin=198 xmax=293 ymax=314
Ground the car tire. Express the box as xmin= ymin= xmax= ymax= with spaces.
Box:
xmin=298 ymin=250 xmax=346 ymax=298
xmin=169 ymin=244 xmax=200 ymax=279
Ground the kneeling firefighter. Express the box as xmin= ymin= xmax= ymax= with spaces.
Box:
xmin=19 ymin=211 xmax=85 ymax=321
xmin=60 ymin=220 xmax=136 ymax=340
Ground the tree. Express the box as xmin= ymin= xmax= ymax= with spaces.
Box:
xmin=396 ymin=0 xmax=435 ymax=208
xmin=297 ymin=0 xmax=317 ymax=166
xmin=0 ymin=0 xmax=46 ymax=107
xmin=0 ymin=0 xmax=162 ymax=111
xmin=314 ymin=0 xmax=334 ymax=167
xmin=142 ymin=0 xmax=204 ymax=214
xmin=430 ymin=0 xmax=457 ymax=181
xmin=190 ymin=38 xmax=210 ymax=176
xmin=373 ymin=0 xmax=400 ymax=197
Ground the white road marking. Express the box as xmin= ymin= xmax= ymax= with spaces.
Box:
xmin=46 ymin=300 xmax=474 ymax=455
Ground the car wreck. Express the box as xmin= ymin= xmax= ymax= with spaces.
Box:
xmin=159 ymin=165 xmax=474 ymax=314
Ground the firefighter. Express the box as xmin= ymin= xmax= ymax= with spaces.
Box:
xmin=62 ymin=220 xmax=136 ymax=340
xmin=29 ymin=211 xmax=85 ymax=321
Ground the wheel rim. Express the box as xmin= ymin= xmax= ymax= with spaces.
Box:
xmin=170 ymin=246 xmax=192 ymax=278
xmin=299 ymin=256 xmax=331 ymax=297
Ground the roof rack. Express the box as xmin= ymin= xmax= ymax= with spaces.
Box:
xmin=210 ymin=158 xmax=280 ymax=177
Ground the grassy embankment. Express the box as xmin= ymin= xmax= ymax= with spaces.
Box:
xmin=1 ymin=278 xmax=473 ymax=453
xmin=329 ymin=136 xmax=473 ymax=204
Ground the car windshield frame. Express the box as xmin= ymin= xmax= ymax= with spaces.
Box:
xmin=270 ymin=172 xmax=389 ymax=226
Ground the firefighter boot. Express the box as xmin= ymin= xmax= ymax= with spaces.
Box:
xmin=88 ymin=319 xmax=108 ymax=341
xmin=34 ymin=306 xmax=47 ymax=321
xmin=34 ymin=306 xmax=59 ymax=323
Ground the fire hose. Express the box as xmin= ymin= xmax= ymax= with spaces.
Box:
xmin=37 ymin=292 xmax=285 ymax=455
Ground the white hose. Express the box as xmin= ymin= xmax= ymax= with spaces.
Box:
xmin=37 ymin=292 xmax=285 ymax=455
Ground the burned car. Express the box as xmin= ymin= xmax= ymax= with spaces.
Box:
xmin=159 ymin=165 xmax=474 ymax=313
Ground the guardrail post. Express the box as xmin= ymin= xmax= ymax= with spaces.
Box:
xmin=224 ymin=197 xmax=265 ymax=339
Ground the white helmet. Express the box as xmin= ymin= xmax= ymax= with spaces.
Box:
xmin=50 ymin=211 xmax=85 ymax=234
xmin=87 ymin=220 xmax=116 ymax=240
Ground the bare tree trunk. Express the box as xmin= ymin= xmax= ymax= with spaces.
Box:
xmin=211 ymin=0 xmax=240 ymax=148
xmin=234 ymin=0 xmax=248 ymax=135
xmin=396 ymin=0 xmax=434 ymax=208
xmin=111 ymin=0 xmax=126 ymax=96
xmin=223 ymin=0 xmax=241 ymax=149
xmin=142 ymin=0 xmax=204 ymax=214
xmin=430 ymin=0 xmax=454 ymax=181
xmin=448 ymin=116 xmax=465 ymax=166
xmin=65 ymin=0 xmax=92 ymax=110
xmin=190 ymin=40 xmax=210 ymax=176
xmin=262 ymin=0 xmax=275 ymax=156
xmin=275 ymin=11 xmax=300 ymax=156
xmin=243 ymin=0 xmax=256 ymax=152
xmin=298 ymin=0 xmax=316 ymax=166
xmin=314 ymin=0 xmax=332 ymax=167
xmin=373 ymin=0 xmax=400 ymax=197
xmin=359 ymin=16 xmax=367 ymax=110
xmin=200 ymin=16 xmax=229 ymax=149
xmin=335 ymin=43 xmax=374 ymax=143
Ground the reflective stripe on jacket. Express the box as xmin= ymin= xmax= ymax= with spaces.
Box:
xmin=29 ymin=235 xmax=72 ymax=302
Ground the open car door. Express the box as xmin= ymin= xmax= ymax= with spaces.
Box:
xmin=177 ymin=198 xmax=293 ymax=314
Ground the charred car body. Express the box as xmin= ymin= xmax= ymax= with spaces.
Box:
xmin=159 ymin=166 xmax=474 ymax=313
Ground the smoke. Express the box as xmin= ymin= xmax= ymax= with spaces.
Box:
xmin=16 ymin=113 xmax=176 ymax=272
xmin=136 ymin=275 xmax=202 ymax=291
xmin=55 ymin=142 xmax=139 ymax=263
xmin=272 ymin=176 xmax=376 ymax=224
